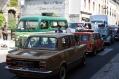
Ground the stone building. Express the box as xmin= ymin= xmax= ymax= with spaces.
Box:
xmin=18 ymin=0 xmax=119 ymax=25
xmin=1 ymin=0 xmax=119 ymax=25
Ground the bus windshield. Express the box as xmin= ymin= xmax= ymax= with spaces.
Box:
xmin=17 ymin=20 xmax=38 ymax=30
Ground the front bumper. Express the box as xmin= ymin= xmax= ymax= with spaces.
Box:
xmin=5 ymin=66 xmax=53 ymax=78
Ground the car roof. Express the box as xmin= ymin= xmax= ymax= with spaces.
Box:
xmin=29 ymin=33 xmax=74 ymax=38
xmin=74 ymin=32 xmax=99 ymax=35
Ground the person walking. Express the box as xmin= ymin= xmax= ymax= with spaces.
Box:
xmin=2 ymin=24 xmax=8 ymax=40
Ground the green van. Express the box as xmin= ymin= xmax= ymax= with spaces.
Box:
xmin=15 ymin=16 xmax=68 ymax=47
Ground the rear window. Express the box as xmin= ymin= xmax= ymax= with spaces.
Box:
xmin=80 ymin=35 xmax=89 ymax=41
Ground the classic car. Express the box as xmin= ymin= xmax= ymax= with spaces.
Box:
xmin=5 ymin=33 xmax=86 ymax=79
xmin=74 ymin=30 xmax=104 ymax=55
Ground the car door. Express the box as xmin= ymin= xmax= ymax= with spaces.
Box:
xmin=93 ymin=33 xmax=98 ymax=50
xmin=61 ymin=36 xmax=75 ymax=65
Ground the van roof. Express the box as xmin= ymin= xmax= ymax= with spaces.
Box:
xmin=20 ymin=16 xmax=67 ymax=21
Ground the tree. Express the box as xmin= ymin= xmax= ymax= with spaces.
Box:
xmin=8 ymin=17 xmax=16 ymax=30
xmin=0 ymin=13 xmax=5 ymax=28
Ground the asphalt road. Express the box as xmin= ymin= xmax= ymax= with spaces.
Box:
xmin=0 ymin=41 xmax=119 ymax=79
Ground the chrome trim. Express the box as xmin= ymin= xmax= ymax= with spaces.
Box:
xmin=5 ymin=66 xmax=52 ymax=74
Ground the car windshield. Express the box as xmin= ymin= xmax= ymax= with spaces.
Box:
xmin=25 ymin=36 xmax=57 ymax=49
xmin=80 ymin=35 xmax=89 ymax=41
xmin=17 ymin=20 xmax=38 ymax=30
xmin=69 ymin=23 xmax=78 ymax=29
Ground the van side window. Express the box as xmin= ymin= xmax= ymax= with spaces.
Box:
xmin=22 ymin=21 xmax=38 ymax=30
xmin=40 ymin=20 xmax=48 ymax=29
xmin=58 ymin=21 xmax=66 ymax=27
xmin=51 ymin=21 xmax=58 ymax=28
xmin=51 ymin=21 xmax=67 ymax=28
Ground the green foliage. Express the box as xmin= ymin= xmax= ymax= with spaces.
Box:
xmin=8 ymin=17 xmax=16 ymax=30
xmin=0 ymin=13 xmax=5 ymax=27
xmin=10 ymin=0 xmax=18 ymax=7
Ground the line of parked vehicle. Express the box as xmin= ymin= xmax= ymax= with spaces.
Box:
xmin=4 ymin=14 xmax=119 ymax=79
xmin=5 ymin=28 xmax=119 ymax=79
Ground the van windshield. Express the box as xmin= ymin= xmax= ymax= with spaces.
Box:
xmin=91 ymin=21 xmax=104 ymax=24
xmin=17 ymin=20 xmax=38 ymax=31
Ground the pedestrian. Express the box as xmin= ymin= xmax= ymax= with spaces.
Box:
xmin=55 ymin=24 xmax=63 ymax=33
xmin=2 ymin=23 xmax=8 ymax=40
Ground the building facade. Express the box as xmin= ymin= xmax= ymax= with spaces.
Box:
xmin=18 ymin=0 xmax=119 ymax=25
xmin=78 ymin=0 xmax=119 ymax=25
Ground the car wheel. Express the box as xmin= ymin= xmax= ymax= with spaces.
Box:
xmin=99 ymin=44 xmax=104 ymax=51
xmin=101 ymin=45 xmax=105 ymax=51
xmin=59 ymin=66 xmax=66 ymax=79
xmin=93 ymin=49 xmax=97 ymax=56
xmin=82 ymin=55 xmax=86 ymax=66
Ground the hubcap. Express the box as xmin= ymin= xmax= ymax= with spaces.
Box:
xmin=60 ymin=67 xmax=66 ymax=79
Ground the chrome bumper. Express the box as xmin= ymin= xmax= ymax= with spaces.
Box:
xmin=5 ymin=66 xmax=52 ymax=74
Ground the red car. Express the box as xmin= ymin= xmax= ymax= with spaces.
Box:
xmin=74 ymin=30 xmax=104 ymax=55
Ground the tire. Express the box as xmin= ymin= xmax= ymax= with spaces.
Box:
xmin=58 ymin=66 xmax=66 ymax=79
xmin=81 ymin=55 xmax=86 ymax=66
xmin=101 ymin=45 xmax=105 ymax=51
xmin=93 ymin=49 xmax=97 ymax=56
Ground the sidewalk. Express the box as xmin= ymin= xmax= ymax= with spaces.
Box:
xmin=90 ymin=53 xmax=119 ymax=79
xmin=0 ymin=39 xmax=15 ymax=50
xmin=0 ymin=39 xmax=15 ymax=63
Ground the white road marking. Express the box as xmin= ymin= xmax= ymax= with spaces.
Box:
xmin=98 ymin=48 xmax=113 ymax=56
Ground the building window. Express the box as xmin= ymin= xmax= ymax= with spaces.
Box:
xmin=106 ymin=7 xmax=108 ymax=15
xmin=110 ymin=8 xmax=111 ymax=16
xmin=93 ymin=2 xmax=95 ymax=11
xmin=99 ymin=4 xmax=100 ymax=13
xmin=84 ymin=0 xmax=86 ymax=8
xmin=89 ymin=0 xmax=90 ymax=11
xmin=101 ymin=5 xmax=103 ymax=14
